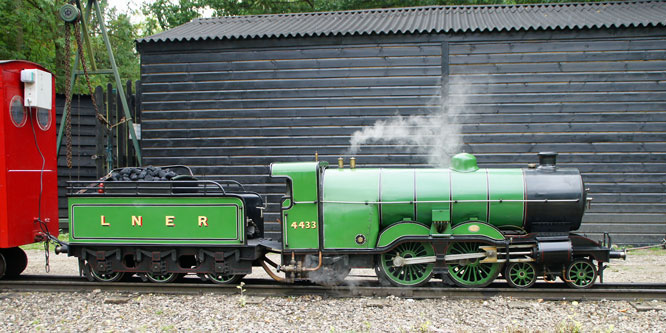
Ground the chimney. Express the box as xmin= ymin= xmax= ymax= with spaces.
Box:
xmin=537 ymin=152 xmax=558 ymax=167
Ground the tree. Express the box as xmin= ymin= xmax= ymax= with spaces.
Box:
xmin=0 ymin=0 xmax=140 ymax=94
xmin=0 ymin=0 xmax=67 ymax=91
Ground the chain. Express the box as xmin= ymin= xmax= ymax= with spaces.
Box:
xmin=44 ymin=239 xmax=50 ymax=273
xmin=64 ymin=21 xmax=74 ymax=168
xmin=73 ymin=22 xmax=110 ymax=129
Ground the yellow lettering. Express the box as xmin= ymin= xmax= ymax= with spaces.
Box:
xmin=165 ymin=216 xmax=175 ymax=227
xmin=132 ymin=216 xmax=143 ymax=227
xmin=101 ymin=215 xmax=110 ymax=226
xmin=198 ymin=216 xmax=208 ymax=227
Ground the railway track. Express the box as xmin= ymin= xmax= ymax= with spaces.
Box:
xmin=2 ymin=275 xmax=666 ymax=301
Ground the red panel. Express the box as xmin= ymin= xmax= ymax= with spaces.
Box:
xmin=0 ymin=60 xmax=58 ymax=248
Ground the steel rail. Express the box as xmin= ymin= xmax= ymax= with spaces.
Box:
xmin=1 ymin=276 xmax=665 ymax=301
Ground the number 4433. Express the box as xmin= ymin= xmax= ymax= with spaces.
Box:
xmin=290 ymin=221 xmax=317 ymax=229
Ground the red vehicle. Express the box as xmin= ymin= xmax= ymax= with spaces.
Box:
xmin=0 ymin=60 xmax=58 ymax=278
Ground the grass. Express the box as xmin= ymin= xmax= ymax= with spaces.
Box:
xmin=616 ymin=244 xmax=666 ymax=257
xmin=19 ymin=232 xmax=69 ymax=251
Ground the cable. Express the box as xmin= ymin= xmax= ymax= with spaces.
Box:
xmin=28 ymin=107 xmax=45 ymax=219
xmin=28 ymin=107 xmax=63 ymax=272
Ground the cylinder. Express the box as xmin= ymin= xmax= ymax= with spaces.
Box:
xmin=537 ymin=240 xmax=572 ymax=264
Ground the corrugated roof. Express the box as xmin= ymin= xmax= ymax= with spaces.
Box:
xmin=138 ymin=1 xmax=666 ymax=43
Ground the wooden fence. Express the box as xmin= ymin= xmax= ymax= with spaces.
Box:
xmin=57 ymin=80 xmax=141 ymax=227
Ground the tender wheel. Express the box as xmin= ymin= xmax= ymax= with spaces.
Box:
xmin=87 ymin=263 xmax=125 ymax=282
xmin=375 ymin=242 xmax=434 ymax=287
xmin=447 ymin=242 xmax=500 ymax=288
xmin=505 ymin=262 xmax=537 ymax=288
xmin=565 ymin=259 xmax=597 ymax=289
xmin=3 ymin=247 xmax=28 ymax=277
xmin=206 ymin=273 xmax=244 ymax=284
xmin=145 ymin=272 xmax=180 ymax=283
xmin=0 ymin=252 xmax=6 ymax=279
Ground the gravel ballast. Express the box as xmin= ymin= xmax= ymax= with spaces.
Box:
xmin=2 ymin=248 xmax=665 ymax=332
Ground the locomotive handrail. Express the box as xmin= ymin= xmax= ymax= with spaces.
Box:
xmin=215 ymin=180 xmax=246 ymax=192
xmin=314 ymin=199 xmax=581 ymax=204
xmin=65 ymin=180 xmax=228 ymax=196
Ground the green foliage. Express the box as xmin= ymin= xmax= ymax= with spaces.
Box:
xmin=0 ymin=0 xmax=64 ymax=89
xmin=0 ymin=0 xmax=139 ymax=94
xmin=237 ymin=281 xmax=247 ymax=307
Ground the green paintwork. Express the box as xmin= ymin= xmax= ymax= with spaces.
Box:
xmin=487 ymin=169 xmax=524 ymax=227
xmin=271 ymin=153 xmax=525 ymax=251
xmin=381 ymin=169 xmax=415 ymax=227
xmin=432 ymin=209 xmax=450 ymax=222
xmin=451 ymin=222 xmax=504 ymax=241
xmin=68 ymin=196 xmax=244 ymax=245
xmin=450 ymin=169 xmax=488 ymax=224
xmin=450 ymin=153 xmax=479 ymax=173
xmin=377 ymin=223 xmax=430 ymax=248
xmin=270 ymin=162 xmax=322 ymax=249
xmin=415 ymin=168 xmax=451 ymax=224
xmin=323 ymin=168 xmax=380 ymax=249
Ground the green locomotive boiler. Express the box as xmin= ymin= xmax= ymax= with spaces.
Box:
xmin=60 ymin=153 xmax=624 ymax=289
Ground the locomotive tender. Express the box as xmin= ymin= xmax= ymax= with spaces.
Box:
xmin=61 ymin=152 xmax=624 ymax=289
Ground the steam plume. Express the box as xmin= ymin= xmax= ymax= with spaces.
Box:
xmin=349 ymin=77 xmax=470 ymax=167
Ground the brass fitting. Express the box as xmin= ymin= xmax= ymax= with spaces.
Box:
xmin=350 ymin=157 xmax=356 ymax=169
xmin=338 ymin=157 xmax=344 ymax=168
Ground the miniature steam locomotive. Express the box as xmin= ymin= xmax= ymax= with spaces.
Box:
xmin=59 ymin=152 xmax=624 ymax=289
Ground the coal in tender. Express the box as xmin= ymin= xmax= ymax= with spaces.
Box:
xmin=107 ymin=166 xmax=189 ymax=182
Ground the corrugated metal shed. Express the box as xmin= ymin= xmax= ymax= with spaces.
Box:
xmin=138 ymin=1 xmax=666 ymax=43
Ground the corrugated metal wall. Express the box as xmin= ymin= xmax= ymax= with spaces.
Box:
xmin=139 ymin=38 xmax=444 ymax=240
xmin=448 ymin=33 xmax=666 ymax=244
xmin=138 ymin=28 xmax=666 ymax=244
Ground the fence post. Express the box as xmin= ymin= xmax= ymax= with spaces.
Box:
xmin=107 ymin=83 xmax=116 ymax=170
xmin=134 ymin=80 xmax=142 ymax=166
xmin=118 ymin=81 xmax=128 ymax=167
xmin=126 ymin=80 xmax=134 ymax=167
xmin=94 ymin=86 xmax=105 ymax=178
